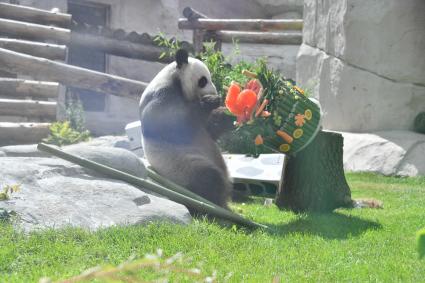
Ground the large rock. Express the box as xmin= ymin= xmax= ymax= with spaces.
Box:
xmin=297 ymin=44 xmax=425 ymax=132
xmin=340 ymin=130 xmax=425 ymax=176
xmin=302 ymin=0 xmax=425 ymax=85
xmin=0 ymin=145 xmax=191 ymax=232
xmin=298 ymin=0 xmax=425 ymax=132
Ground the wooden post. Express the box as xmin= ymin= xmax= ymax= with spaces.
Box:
xmin=0 ymin=18 xmax=70 ymax=44
xmin=0 ymin=78 xmax=59 ymax=99
xmin=192 ymin=29 xmax=205 ymax=54
xmin=0 ymin=47 xmax=147 ymax=99
xmin=70 ymin=32 xmax=173 ymax=63
xmin=275 ymin=131 xmax=353 ymax=212
xmin=0 ymin=2 xmax=71 ymax=28
xmin=178 ymin=18 xmax=303 ymax=32
xmin=0 ymin=38 xmax=66 ymax=60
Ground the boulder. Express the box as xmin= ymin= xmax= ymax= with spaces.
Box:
xmin=297 ymin=44 xmax=425 ymax=132
xmin=298 ymin=0 xmax=425 ymax=132
xmin=63 ymin=145 xmax=147 ymax=178
xmin=0 ymin=143 xmax=191 ymax=232
xmin=302 ymin=0 xmax=425 ymax=85
xmin=340 ymin=130 xmax=425 ymax=176
xmin=0 ymin=144 xmax=51 ymax=157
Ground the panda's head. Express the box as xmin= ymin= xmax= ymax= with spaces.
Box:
xmin=174 ymin=49 xmax=217 ymax=101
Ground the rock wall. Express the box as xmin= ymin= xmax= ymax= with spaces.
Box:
xmin=296 ymin=0 xmax=425 ymax=132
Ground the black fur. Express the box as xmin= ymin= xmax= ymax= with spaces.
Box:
xmin=175 ymin=49 xmax=189 ymax=69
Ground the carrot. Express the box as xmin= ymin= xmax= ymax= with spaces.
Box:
xmin=254 ymin=135 xmax=264 ymax=145
xmin=276 ymin=130 xmax=293 ymax=144
xmin=255 ymin=99 xmax=269 ymax=117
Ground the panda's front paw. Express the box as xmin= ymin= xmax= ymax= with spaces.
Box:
xmin=200 ymin=94 xmax=221 ymax=112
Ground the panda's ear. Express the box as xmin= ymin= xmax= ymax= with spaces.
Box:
xmin=175 ymin=49 xmax=189 ymax=68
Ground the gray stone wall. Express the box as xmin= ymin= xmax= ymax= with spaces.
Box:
xmin=296 ymin=0 xmax=425 ymax=132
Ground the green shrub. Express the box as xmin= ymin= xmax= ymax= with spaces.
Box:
xmin=44 ymin=98 xmax=90 ymax=146
xmin=43 ymin=121 xmax=90 ymax=146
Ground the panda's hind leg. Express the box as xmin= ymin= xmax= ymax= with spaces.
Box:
xmin=184 ymin=156 xmax=231 ymax=210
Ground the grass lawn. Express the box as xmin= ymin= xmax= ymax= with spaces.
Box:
xmin=0 ymin=173 xmax=424 ymax=282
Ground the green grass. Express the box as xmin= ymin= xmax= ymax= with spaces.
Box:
xmin=1 ymin=173 xmax=424 ymax=282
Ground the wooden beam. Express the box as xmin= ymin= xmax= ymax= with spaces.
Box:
xmin=0 ymin=48 xmax=147 ymax=99
xmin=0 ymin=122 xmax=50 ymax=145
xmin=0 ymin=2 xmax=71 ymax=28
xmin=218 ymin=31 xmax=302 ymax=45
xmin=0 ymin=78 xmax=59 ymax=99
xmin=182 ymin=7 xmax=208 ymax=21
xmin=0 ymin=38 xmax=66 ymax=60
xmin=178 ymin=18 xmax=303 ymax=31
xmin=0 ymin=98 xmax=56 ymax=119
xmin=0 ymin=18 xmax=70 ymax=44
xmin=70 ymin=32 xmax=172 ymax=63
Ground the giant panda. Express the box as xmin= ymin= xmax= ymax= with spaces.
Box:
xmin=139 ymin=49 xmax=233 ymax=209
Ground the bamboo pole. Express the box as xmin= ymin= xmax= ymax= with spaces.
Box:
xmin=219 ymin=31 xmax=302 ymax=45
xmin=37 ymin=143 xmax=267 ymax=230
xmin=70 ymin=32 xmax=172 ymax=63
xmin=0 ymin=18 xmax=70 ymax=43
xmin=146 ymin=167 xmax=217 ymax=207
xmin=0 ymin=98 xmax=56 ymax=119
xmin=0 ymin=78 xmax=59 ymax=99
xmin=178 ymin=18 xmax=303 ymax=31
xmin=0 ymin=47 xmax=147 ymax=99
xmin=0 ymin=2 xmax=71 ymax=28
xmin=0 ymin=38 xmax=66 ymax=60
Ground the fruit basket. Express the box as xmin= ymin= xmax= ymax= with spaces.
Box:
xmin=224 ymin=69 xmax=322 ymax=156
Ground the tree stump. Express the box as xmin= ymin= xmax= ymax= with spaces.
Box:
xmin=275 ymin=131 xmax=353 ymax=212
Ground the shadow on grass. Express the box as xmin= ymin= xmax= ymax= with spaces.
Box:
xmin=265 ymin=212 xmax=382 ymax=240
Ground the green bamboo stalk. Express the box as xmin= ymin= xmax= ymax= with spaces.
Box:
xmin=146 ymin=167 xmax=217 ymax=207
xmin=37 ymin=143 xmax=267 ymax=230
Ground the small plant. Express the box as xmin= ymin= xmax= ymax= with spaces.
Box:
xmin=153 ymin=32 xmax=182 ymax=60
xmin=39 ymin=250 xmax=220 ymax=283
xmin=0 ymin=184 xmax=21 ymax=201
xmin=43 ymin=121 xmax=90 ymax=146
xmin=44 ymin=98 xmax=91 ymax=146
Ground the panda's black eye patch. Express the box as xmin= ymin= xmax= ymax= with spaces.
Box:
xmin=198 ymin=76 xmax=208 ymax=88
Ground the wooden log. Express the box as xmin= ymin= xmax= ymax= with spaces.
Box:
xmin=0 ymin=98 xmax=56 ymax=119
xmin=0 ymin=18 xmax=70 ymax=44
xmin=0 ymin=122 xmax=50 ymax=146
xmin=70 ymin=32 xmax=172 ymax=63
xmin=178 ymin=18 xmax=303 ymax=31
xmin=0 ymin=38 xmax=66 ymax=60
xmin=182 ymin=7 xmax=208 ymax=21
xmin=218 ymin=31 xmax=302 ymax=45
xmin=0 ymin=2 xmax=71 ymax=28
xmin=275 ymin=131 xmax=353 ymax=212
xmin=0 ymin=78 xmax=59 ymax=99
xmin=0 ymin=48 xmax=147 ymax=99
